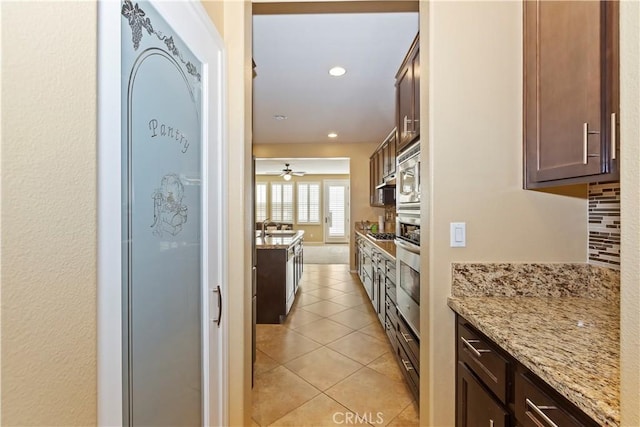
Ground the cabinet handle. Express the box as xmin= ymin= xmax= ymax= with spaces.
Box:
xmin=403 ymin=115 xmax=410 ymax=135
xmin=460 ymin=336 xmax=491 ymax=358
xmin=611 ymin=113 xmax=617 ymax=160
xmin=489 ymin=420 xmax=494 ymax=427
xmin=525 ymin=398 xmax=559 ymax=427
xmin=582 ymin=122 xmax=601 ymax=164
xmin=401 ymin=359 xmax=414 ymax=371
xmin=401 ymin=331 xmax=413 ymax=343
xmin=211 ymin=285 xmax=222 ymax=327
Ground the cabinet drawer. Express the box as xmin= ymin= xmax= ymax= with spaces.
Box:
xmin=397 ymin=337 xmax=419 ymax=400
xmin=397 ymin=314 xmax=419 ymax=370
xmin=385 ymin=315 xmax=398 ymax=352
xmin=385 ymin=281 xmax=397 ymax=305
xmin=457 ymin=361 xmax=509 ymax=427
xmin=515 ymin=368 xmax=598 ymax=427
xmin=457 ymin=320 xmax=509 ymax=405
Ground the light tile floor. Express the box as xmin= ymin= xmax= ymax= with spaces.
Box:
xmin=253 ymin=264 xmax=419 ymax=427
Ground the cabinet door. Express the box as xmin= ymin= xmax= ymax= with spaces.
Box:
xmin=524 ymin=1 xmax=618 ymax=187
xmin=369 ymin=156 xmax=378 ymax=206
xmin=411 ymin=47 xmax=420 ymax=139
xmin=377 ymin=149 xmax=385 ymax=186
xmin=457 ymin=362 xmax=509 ymax=427
xmin=396 ymin=60 xmax=414 ymax=150
xmin=387 ymin=131 xmax=397 ymax=177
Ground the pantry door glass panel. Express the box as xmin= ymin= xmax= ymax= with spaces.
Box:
xmin=121 ymin=2 xmax=202 ymax=425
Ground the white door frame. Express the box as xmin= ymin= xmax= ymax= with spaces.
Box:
xmin=97 ymin=1 xmax=228 ymax=425
xmin=323 ymin=179 xmax=350 ymax=243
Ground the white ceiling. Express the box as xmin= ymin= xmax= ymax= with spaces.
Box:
xmin=255 ymin=158 xmax=350 ymax=175
xmin=252 ymin=12 xmax=419 ymax=145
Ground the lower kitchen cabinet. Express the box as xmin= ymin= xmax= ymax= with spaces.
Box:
xmin=457 ymin=361 xmax=509 ymax=427
xmin=455 ymin=315 xmax=599 ymax=427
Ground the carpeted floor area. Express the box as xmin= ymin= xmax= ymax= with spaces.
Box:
xmin=303 ymin=244 xmax=350 ymax=264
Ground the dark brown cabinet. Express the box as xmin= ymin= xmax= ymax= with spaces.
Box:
xmin=256 ymin=237 xmax=303 ymax=324
xmin=455 ymin=315 xmax=599 ymax=427
xmin=396 ymin=33 xmax=420 ymax=153
xmin=524 ymin=1 xmax=619 ymax=188
xmin=369 ymin=128 xmax=397 ymax=207
xmin=457 ymin=362 xmax=509 ymax=427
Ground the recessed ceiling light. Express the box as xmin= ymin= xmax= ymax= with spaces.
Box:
xmin=328 ymin=66 xmax=346 ymax=77
xmin=328 ymin=132 xmax=338 ymax=138
xmin=273 ymin=114 xmax=287 ymax=120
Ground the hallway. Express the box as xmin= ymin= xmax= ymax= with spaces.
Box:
xmin=252 ymin=264 xmax=419 ymax=426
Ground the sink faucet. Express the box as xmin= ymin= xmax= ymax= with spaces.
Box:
xmin=261 ymin=218 xmax=271 ymax=237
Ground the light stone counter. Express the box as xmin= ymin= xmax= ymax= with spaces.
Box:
xmin=448 ymin=262 xmax=620 ymax=427
xmin=255 ymin=230 xmax=304 ymax=249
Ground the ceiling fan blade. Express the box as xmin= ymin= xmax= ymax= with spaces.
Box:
xmin=292 ymin=171 xmax=305 ymax=176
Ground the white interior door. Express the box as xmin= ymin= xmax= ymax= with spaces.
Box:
xmin=323 ymin=180 xmax=350 ymax=243
xmin=98 ymin=1 xmax=226 ymax=426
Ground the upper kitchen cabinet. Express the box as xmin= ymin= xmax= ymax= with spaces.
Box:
xmin=524 ymin=1 xmax=619 ymax=189
xmin=396 ymin=33 xmax=420 ymax=153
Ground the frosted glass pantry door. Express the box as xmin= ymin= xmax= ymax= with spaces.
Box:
xmin=121 ymin=1 xmax=202 ymax=425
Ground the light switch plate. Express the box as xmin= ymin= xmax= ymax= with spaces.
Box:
xmin=450 ymin=222 xmax=466 ymax=247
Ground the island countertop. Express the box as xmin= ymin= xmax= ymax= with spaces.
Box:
xmin=255 ymin=230 xmax=304 ymax=249
xmin=448 ymin=296 xmax=620 ymax=426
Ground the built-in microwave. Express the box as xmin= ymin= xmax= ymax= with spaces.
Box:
xmin=396 ymin=141 xmax=420 ymax=209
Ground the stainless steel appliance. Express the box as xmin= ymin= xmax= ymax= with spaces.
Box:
xmin=396 ymin=141 xmax=420 ymax=209
xmin=395 ymin=211 xmax=420 ymax=337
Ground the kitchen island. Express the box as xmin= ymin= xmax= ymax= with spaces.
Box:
xmin=255 ymin=230 xmax=304 ymax=323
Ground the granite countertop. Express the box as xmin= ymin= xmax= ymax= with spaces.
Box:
xmin=448 ymin=296 xmax=620 ymax=426
xmin=255 ymin=230 xmax=304 ymax=249
xmin=355 ymin=230 xmax=396 ymax=259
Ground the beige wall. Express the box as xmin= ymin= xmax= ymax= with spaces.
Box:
xmin=254 ymin=143 xmax=385 ymax=269
xmin=423 ymin=1 xmax=590 ymax=424
xmin=620 ymin=1 xmax=640 ymax=424
xmin=220 ymin=1 xmax=253 ymax=425
xmin=256 ymin=174 xmax=350 ymax=243
xmin=1 ymin=2 xmax=98 ymax=425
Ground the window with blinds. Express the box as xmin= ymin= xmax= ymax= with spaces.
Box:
xmin=255 ymin=183 xmax=267 ymax=222
xmin=271 ymin=183 xmax=293 ymax=222
xmin=297 ymin=183 xmax=320 ymax=224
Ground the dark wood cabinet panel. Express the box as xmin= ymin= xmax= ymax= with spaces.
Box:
xmin=524 ymin=0 xmax=619 ymax=188
xmin=457 ymin=362 xmax=509 ymax=427
xmin=369 ymin=128 xmax=397 ymax=207
xmin=455 ymin=314 xmax=600 ymax=427
xmin=396 ymin=34 xmax=420 ymax=153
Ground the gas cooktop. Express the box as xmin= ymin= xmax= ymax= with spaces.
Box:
xmin=367 ymin=232 xmax=396 ymax=241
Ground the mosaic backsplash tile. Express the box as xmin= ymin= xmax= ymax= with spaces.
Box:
xmin=589 ymin=182 xmax=620 ymax=269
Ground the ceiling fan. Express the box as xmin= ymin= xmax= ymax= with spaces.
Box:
xmin=278 ymin=163 xmax=305 ymax=181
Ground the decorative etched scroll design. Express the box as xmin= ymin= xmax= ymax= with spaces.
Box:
xmin=151 ymin=173 xmax=188 ymax=237
xmin=122 ymin=0 xmax=201 ymax=81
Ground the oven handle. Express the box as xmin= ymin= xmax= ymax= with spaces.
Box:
xmin=395 ymin=239 xmax=420 ymax=254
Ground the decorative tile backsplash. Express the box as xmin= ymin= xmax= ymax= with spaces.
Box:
xmin=588 ymin=182 xmax=620 ymax=269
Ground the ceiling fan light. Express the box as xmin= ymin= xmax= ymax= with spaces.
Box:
xmin=328 ymin=132 xmax=338 ymax=138
xmin=283 ymin=173 xmax=292 ymax=181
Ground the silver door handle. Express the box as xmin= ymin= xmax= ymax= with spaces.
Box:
xmin=460 ymin=336 xmax=490 ymax=358
xmin=403 ymin=115 xmax=410 ymax=134
xmin=401 ymin=359 xmax=414 ymax=371
xmin=401 ymin=332 xmax=413 ymax=343
xmin=211 ymin=285 xmax=222 ymax=327
xmin=582 ymin=122 xmax=600 ymax=164
xmin=611 ymin=112 xmax=617 ymax=160
xmin=525 ymin=398 xmax=559 ymax=427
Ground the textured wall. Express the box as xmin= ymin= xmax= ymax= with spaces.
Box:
xmin=619 ymin=0 xmax=640 ymax=424
xmin=1 ymin=2 xmax=97 ymax=425
xmin=424 ymin=1 xmax=589 ymax=424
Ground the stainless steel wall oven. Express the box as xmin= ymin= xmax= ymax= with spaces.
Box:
xmin=395 ymin=210 xmax=420 ymax=337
